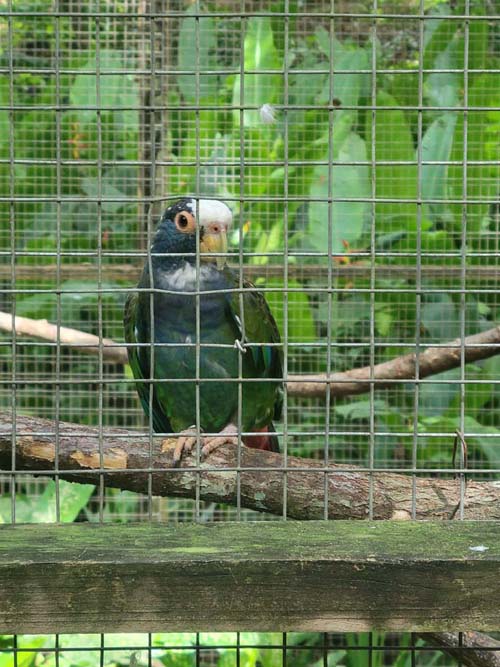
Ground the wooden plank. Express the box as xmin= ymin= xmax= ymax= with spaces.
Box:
xmin=0 ymin=520 xmax=499 ymax=634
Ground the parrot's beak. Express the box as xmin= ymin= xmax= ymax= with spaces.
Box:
xmin=200 ymin=229 xmax=228 ymax=269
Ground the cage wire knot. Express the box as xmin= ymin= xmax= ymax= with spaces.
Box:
xmin=234 ymin=338 xmax=247 ymax=354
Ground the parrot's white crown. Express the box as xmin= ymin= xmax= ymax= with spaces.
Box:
xmin=186 ymin=199 xmax=233 ymax=229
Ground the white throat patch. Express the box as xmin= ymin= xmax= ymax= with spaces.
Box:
xmin=164 ymin=262 xmax=212 ymax=290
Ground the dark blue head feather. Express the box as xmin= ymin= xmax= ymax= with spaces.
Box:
xmin=151 ymin=198 xmax=200 ymax=270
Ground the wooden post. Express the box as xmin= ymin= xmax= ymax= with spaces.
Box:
xmin=0 ymin=521 xmax=499 ymax=634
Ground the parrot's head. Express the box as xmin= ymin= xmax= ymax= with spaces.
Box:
xmin=154 ymin=198 xmax=233 ymax=270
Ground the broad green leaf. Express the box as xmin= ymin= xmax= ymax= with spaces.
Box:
xmin=419 ymin=368 xmax=461 ymax=417
xmin=423 ymin=15 xmax=462 ymax=108
xmin=178 ymin=6 xmax=218 ymax=102
xmin=308 ymin=132 xmax=370 ymax=255
xmin=81 ymin=174 xmax=128 ymax=214
xmin=334 ymin=400 xmax=391 ymax=420
xmin=264 ymin=278 xmax=317 ymax=343
xmin=366 ymin=91 xmax=417 ymax=236
xmin=70 ymin=50 xmax=139 ymax=120
xmin=232 ymin=17 xmax=282 ymax=127
xmin=375 ymin=307 xmax=393 ymax=337
xmin=318 ymin=42 xmax=370 ymax=109
xmin=5 ymin=481 xmax=94 ymax=523
xmin=445 ymin=365 xmax=493 ymax=419
xmin=421 ymin=112 xmax=457 ymax=223
xmin=421 ymin=292 xmax=458 ymax=340
xmin=449 ymin=73 xmax=500 ymax=240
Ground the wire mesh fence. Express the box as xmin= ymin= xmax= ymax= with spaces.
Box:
xmin=0 ymin=0 xmax=500 ymax=662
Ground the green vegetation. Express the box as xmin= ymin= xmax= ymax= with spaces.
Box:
xmin=0 ymin=631 xmax=447 ymax=667
xmin=0 ymin=0 xmax=499 ymax=660
xmin=1 ymin=0 xmax=498 ymax=468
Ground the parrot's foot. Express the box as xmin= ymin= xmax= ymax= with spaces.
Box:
xmin=171 ymin=426 xmax=199 ymax=468
xmin=170 ymin=424 xmax=240 ymax=467
xmin=201 ymin=423 xmax=239 ymax=459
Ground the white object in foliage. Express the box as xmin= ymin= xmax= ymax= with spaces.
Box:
xmin=259 ymin=103 xmax=277 ymax=124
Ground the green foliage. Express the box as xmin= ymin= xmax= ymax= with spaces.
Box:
xmin=2 ymin=0 xmax=499 ymax=523
xmin=0 ymin=481 xmax=94 ymax=524
xmin=0 ymin=632 xmax=438 ymax=667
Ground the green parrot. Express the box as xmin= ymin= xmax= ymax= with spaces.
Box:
xmin=124 ymin=198 xmax=283 ymax=465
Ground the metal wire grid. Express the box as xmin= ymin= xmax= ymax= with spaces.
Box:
xmin=1 ymin=0 xmax=500 ymax=520
xmin=0 ymin=0 xmax=499 ymax=658
xmin=1 ymin=631 xmax=496 ymax=667
xmin=2 ymin=3 xmax=498 ymax=632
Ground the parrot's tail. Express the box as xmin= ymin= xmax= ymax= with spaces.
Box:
xmin=243 ymin=423 xmax=280 ymax=453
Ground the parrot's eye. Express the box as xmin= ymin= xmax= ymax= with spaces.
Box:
xmin=174 ymin=210 xmax=196 ymax=233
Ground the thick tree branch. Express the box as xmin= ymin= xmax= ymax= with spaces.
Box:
xmin=420 ymin=633 xmax=500 ymax=667
xmin=1 ymin=412 xmax=500 ymax=521
xmin=1 ymin=311 xmax=499 ymax=400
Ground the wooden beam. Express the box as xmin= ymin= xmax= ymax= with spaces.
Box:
xmin=0 ymin=521 xmax=498 ymax=634
xmin=2 ymin=262 xmax=499 ymax=282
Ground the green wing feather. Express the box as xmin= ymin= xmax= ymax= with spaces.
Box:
xmin=225 ymin=272 xmax=283 ymax=421
xmin=123 ymin=290 xmax=173 ymax=433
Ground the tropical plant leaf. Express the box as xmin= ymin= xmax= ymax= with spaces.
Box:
xmin=232 ymin=17 xmax=282 ymax=127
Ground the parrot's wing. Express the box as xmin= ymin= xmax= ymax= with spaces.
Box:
xmin=124 ymin=290 xmax=173 ymax=434
xmin=225 ymin=272 xmax=283 ymax=420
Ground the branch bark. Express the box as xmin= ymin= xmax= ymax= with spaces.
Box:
xmin=1 ymin=311 xmax=499 ymax=400
xmin=420 ymin=633 xmax=500 ymax=667
xmin=1 ymin=411 xmax=500 ymax=521
xmin=291 ymin=325 xmax=500 ymax=398
xmin=0 ymin=311 xmax=125 ymax=364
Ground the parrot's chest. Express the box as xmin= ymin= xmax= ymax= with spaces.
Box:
xmin=139 ymin=263 xmax=239 ymax=381
xmin=152 ymin=262 xmax=232 ymax=336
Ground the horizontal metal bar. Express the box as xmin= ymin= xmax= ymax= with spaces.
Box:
xmin=1 ymin=287 xmax=498 ymax=296
xmin=2 ymin=377 xmax=500 ymax=387
xmin=4 ymin=67 xmax=500 ymax=76
xmin=0 ymin=464 xmax=498 ymax=475
xmin=4 ymin=340 xmax=499 ymax=351
xmin=3 ymin=104 xmax=499 ymax=112
xmin=1 ymin=10 xmax=498 ymax=19
xmin=1 ymin=195 xmax=498 ymax=204
xmin=4 ymin=250 xmax=498 ymax=258
xmin=2 ymin=157 xmax=499 ymax=168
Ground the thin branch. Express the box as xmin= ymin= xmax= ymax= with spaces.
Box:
xmin=0 ymin=311 xmax=126 ymax=365
xmin=1 ymin=311 xmax=499 ymax=399
xmin=291 ymin=325 xmax=500 ymax=398
xmin=1 ymin=412 xmax=500 ymax=521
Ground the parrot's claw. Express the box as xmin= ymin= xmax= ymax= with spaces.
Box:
xmin=201 ymin=423 xmax=239 ymax=459
xmin=171 ymin=424 xmax=240 ymax=466
xmin=171 ymin=427 xmax=199 ymax=468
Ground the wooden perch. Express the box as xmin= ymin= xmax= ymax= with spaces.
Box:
xmin=1 ymin=521 xmax=500 ymax=634
xmin=1 ymin=411 xmax=500 ymax=521
xmin=1 ymin=311 xmax=499 ymax=400
xmin=0 ymin=311 xmax=126 ymax=364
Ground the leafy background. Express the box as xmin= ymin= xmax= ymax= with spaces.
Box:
xmin=0 ymin=0 xmax=499 ymax=663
